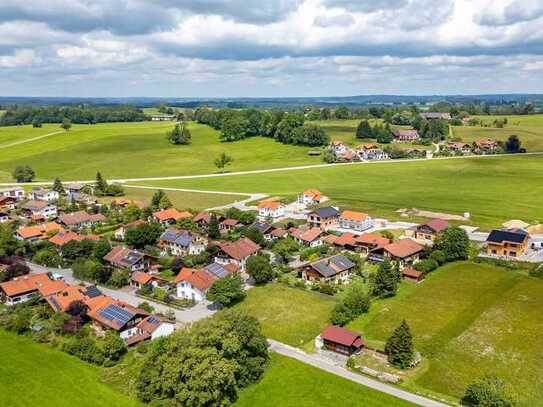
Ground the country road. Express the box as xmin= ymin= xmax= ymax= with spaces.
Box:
xmin=1 ymin=150 xmax=541 ymax=187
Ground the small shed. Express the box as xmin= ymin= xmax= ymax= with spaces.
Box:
xmin=402 ymin=267 xmax=424 ymax=282
xmin=320 ymin=326 xmax=363 ymax=356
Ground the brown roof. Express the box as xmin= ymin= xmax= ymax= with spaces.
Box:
xmin=321 ymin=326 xmax=363 ymax=348
xmin=174 ymin=267 xmax=216 ymax=291
xmin=385 ymin=238 xmax=424 ymax=258
xmin=87 ymin=298 xmax=148 ymax=331
xmin=340 ymin=210 xmax=369 ymax=222
xmin=356 ymin=233 xmax=391 ymax=248
xmin=219 ymin=237 xmax=260 ymax=260
xmin=22 ymin=200 xmax=49 ymax=210
xmin=421 ymin=218 xmax=448 ymax=233
xmin=45 ymin=285 xmax=88 ymax=312
xmin=271 ymin=228 xmax=287 ymax=238
xmin=403 ymin=267 xmax=424 ymax=280
xmin=194 ymin=212 xmax=212 ymax=223
xmin=302 ymin=189 xmax=322 ymax=200
xmin=323 ymin=234 xmax=339 ymax=244
xmin=0 ymin=273 xmax=61 ymax=297
xmin=221 ymin=218 xmax=239 ymax=227
xmin=131 ymin=271 xmax=155 ymax=285
xmin=103 ymin=246 xmax=144 ymax=268
xmin=49 ymin=231 xmax=99 ymax=246
xmin=258 ymin=200 xmax=281 ymax=210
xmin=335 ymin=232 xmax=358 ymax=246
xmin=59 ymin=211 xmax=105 ymax=226
xmin=17 ymin=222 xmax=63 ymax=240
xmin=153 ymin=208 xmax=192 ymax=222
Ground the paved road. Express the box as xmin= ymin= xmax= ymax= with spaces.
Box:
xmin=1 ymin=150 xmax=542 ymax=187
xmin=0 ymin=130 xmax=65 ymax=149
xmin=268 ymin=340 xmax=449 ymax=407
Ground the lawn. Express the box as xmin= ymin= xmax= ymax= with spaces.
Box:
xmin=452 ymin=114 xmax=543 ymax=152
xmin=348 ymin=262 xmax=543 ymax=405
xmin=0 ymin=123 xmax=63 ymax=147
xmin=235 ymin=353 xmax=415 ymax=407
xmin=133 ymin=154 xmax=543 ymax=229
xmin=232 ymin=283 xmax=337 ymax=348
xmin=0 ymin=330 xmax=141 ymax=407
xmin=0 ymin=121 xmax=323 ymax=183
xmin=99 ymin=186 xmax=241 ymax=211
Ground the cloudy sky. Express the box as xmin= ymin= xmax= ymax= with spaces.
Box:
xmin=0 ymin=0 xmax=542 ymax=97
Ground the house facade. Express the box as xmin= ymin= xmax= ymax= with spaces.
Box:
xmin=298 ymin=189 xmax=322 ymax=206
xmin=308 ymin=207 xmax=340 ymax=229
xmin=103 ymin=246 xmax=148 ymax=272
xmin=339 ymin=210 xmax=373 ymax=232
xmin=257 ymin=200 xmax=285 ymax=219
xmin=22 ymin=200 xmax=58 ymax=220
xmin=485 ymin=229 xmax=530 ymax=258
xmin=158 ymin=229 xmax=208 ymax=256
xmin=214 ymin=237 xmax=260 ymax=272
xmin=392 ymin=129 xmax=420 ymax=142
xmin=302 ymin=254 xmax=356 ymax=284
xmin=0 ymin=187 xmax=25 ymax=200
xmin=175 ymin=267 xmax=216 ymax=302
xmin=30 ymin=188 xmax=59 ymax=202
xmin=410 ymin=218 xmax=448 ymax=242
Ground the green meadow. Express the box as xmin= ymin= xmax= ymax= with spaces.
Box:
xmin=134 ymin=154 xmax=543 ymax=229
xmin=0 ymin=330 xmax=141 ymax=407
xmin=0 ymin=121 xmax=322 ymax=183
xmin=348 ymin=262 xmax=543 ymax=405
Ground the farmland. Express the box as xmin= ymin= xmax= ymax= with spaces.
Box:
xmin=0 ymin=121 xmax=323 ymax=183
xmin=235 ymin=353 xmax=414 ymax=407
xmin=0 ymin=330 xmax=141 ymax=407
xmin=348 ymin=262 xmax=543 ymax=405
xmin=132 ymin=154 xmax=543 ymax=229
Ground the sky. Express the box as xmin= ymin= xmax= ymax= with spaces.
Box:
xmin=0 ymin=0 xmax=542 ymax=97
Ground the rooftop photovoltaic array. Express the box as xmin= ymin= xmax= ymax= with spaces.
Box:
xmin=98 ymin=304 xmax=134 ymax=326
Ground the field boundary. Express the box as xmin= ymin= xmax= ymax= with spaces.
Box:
xmin=0 ymin=130 xmax=65 ymax=148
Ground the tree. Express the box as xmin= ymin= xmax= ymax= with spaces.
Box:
xmin=108 ymin=269 xmax=130 ymax=288
xmin=334 ymin=105 xmax=350 ymax=119
xmin=157 ymin=193 xmax=172 ymax=210
xmin=151 ymin=189 xmax=166 ymax=209
xmin=434 ymin=226 xmax=470 ymax=262
xmin=372 ymin=260 xmax=397 ymax=298
xmin=207 ymin=274 xmax=246 ymax=307
xmin=0 ymin=224 xmax=21 ymax=256
xmin=462 ymin=375 xmax=516 ymax=407
xmin=60 ymin=117 xmax=72 ymax=131
xmin=12 ymin=165 xmax=35 ymax=183
xmin=52 ymin=177 xmax=65 ymax=194
xmin=385 ymin=320 xmax=415 ymax=369
xmin=208 ymin=213 xmax=220 ymax=239
xmin=291 ymin=124 xmax=329 ymax=146
xmin=275 ymin=113 xmax=304 ymax=143
xmin=103 ymin=331 xmax=127 ymax=362
xmin=32 ymin=248 xmax=62 ymax=268
xmin=246 ymin=254 xmax=274 ymax=284
xmin=93 ymin=239 xmax=111 ymax=262
xmin=356 ymin=120 xmax=374 ymax=139
xmin=125 ymin=223 xmax=162 ymax=249
xmin=214 ymin=153 xmax=233 ymax=173
xmin=272 ymin=237 xmax=299 ymax=262
xmin=330 ymin=279 xmax=370 ymax=326
xmin=32 ymin=118 xmax=42 ymax=128
xmin=94 ymin=172 xmax=108 ymax=196
xmin=0 ymin=262 xmax=29 ymax=283
xmin=505 ymin=135 xmax=522 ymax=153
xmin=167 ymin=122 xmax=192 ymax=145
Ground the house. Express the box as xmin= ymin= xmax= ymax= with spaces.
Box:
xmin=219 ymin=218 xmax=239 ymax=234
xmin=67 ymin=192 xmax=97 ymax=206
xmin=125 ymin=315 xmax=175 ymax=346
xmin=338 ymin=150 xmax=357 ymax=162
xmin=392 ymin=129 xmax=420 ymax=142
xmin=194 ymin=212 xmax=214 ymax=229
xmin=151 ymin=114 xmax=176 ymax=121
xmin=402 ymin=267 xmax=425 ymax=282
xmin=0 ymin=187 xmax=25 ymax=200
xmin=298 ymin=189 xmax=323 ymax=206
xmin=410 ymin=219 xmax=448 ymax=242
xmin=382 ymin=238 xmax=424 ymax=268
xmin=214 ymin=237 xmax=260 ymax=271
xmin=291 ymin=226 xmax=324 ymax=247
xmin=111 ymin=199 xmax=147 ymax=209
xmin=58 ymin=211 xmax=106 ymax=230
xmin=485 ymin=229 xmax=530 ymax=258
xmin=339 ymin=210 xmax=373 ymax=232
xmin=174 ymin=267 xmax=216 ymax=302
xmin=204 ymin=262 xmax=238 ymax=279
xmin=130 ymin=272 xmax=168 ymax=290
xmin=420 ymin=112 xmax=451 ymax=120
xmin=152 ymin=208 xmax=192 ymax=226
xmin=257 ymin=200 xmax=285 ymax=219
xmin=86 ymin=297 xmax=149 ymax=338
xmin=308 ymin=206 xmax=340 ymax=229
xmin=103 ymin=246 xmax=148 ymax=272
xmin=0 ymin=196 xmax=17 ymax=210
xmin=29 ymin=187 xmax=59 ymax=202
xmin=44 ymin=284 xmax=99 ymax=313
xmin=329 ymin=140 xmax=347 ymax=155
xmin=354 ymin=233 xmax=392 ymax=255
xmin=16 ymin=222 xmax=64 ymax=242
xmin=114 ymin=220 xmax=146 ymax=240
xmin=447 ymin=142 xmax=471 ymax=155
xmin=302 ymin=254 xmax=356 ymax=284
xmin=21 ymin=200 xmax=57 ymax=220
xmin=49 ymin=230 xmax=99 ymax=247
xmin=0 ymin=273 xmax=67 ymax=306
xmin=158 ymin=228 xmax=208 ymax=256
xmin=357 ymin=144 xmax=389 ymax=161
xmin=66 ymin=183 xmax=86 ymax=194
xmin=270 ymin=227 xmax=288 ymax=240
xmin=318 ymin=326 xmax=363 ymax=356
xmin=473 ymin=138 xmax=498 ymax=153
xmin=251 ymin=222 xmax=274 ymax=240
xmin=404 ymin=148 xmax=427 ymax=158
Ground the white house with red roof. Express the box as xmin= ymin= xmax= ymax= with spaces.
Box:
xmin=174 ymin=267 xmax=217 ymax=302
xmin=214 ymin=237 xmax=260 ymax=271
xmin=257 ymin=200 xmax=285 ymax=219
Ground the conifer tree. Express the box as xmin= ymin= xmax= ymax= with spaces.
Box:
xmin=356 ymin=120 xmax=373 ymax=139
xmin=151 ymin=190 xmax=166 ymax=209
xmin=372 ymin=259 xmax=397 ymax=298
xmin=208 ymin=214 xmax=220 ymax=239
xmin=52 ymin=177 xmax=65 ymax=194
xmin=95 ymin=172 xmax=108 ymax=196
xmin=385 ymin=320 xmax=414 ymax=369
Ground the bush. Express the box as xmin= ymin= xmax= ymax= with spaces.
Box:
xmin=207 ymin=274 xmax=246 ymax=307
xmin=246 ymin=254 xmax=275 ymax=284
xmin=462 ymin=375 xmax=516 ymax=406
xmin=429 ymin=249 xmax=447 ymax=265
xmin=318 ymin=283 xmax=336 ymax=295
xmin=414 ymin=258 xmax=439 ymax=274
xmin=107 ymin=269 xmax=130 ymax=288
xmin=63 ymin=336 xmax=106 ymax=365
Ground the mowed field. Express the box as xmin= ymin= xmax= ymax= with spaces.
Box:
xmin=134 ymin=154 xmax=543 ymax=229
xmin=452 ymin=114 xmax=543 ymax=151
xmin=348 ymin=262 xmax=543 ymax=405
xmin=0 ymin=330 xmax=141 ymax=407
xmin=235 ymin=353 xmax=415 ymax=407
xmin=0 ymin=121 xmax=322 ymax=183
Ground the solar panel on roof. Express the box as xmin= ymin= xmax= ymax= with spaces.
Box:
xmin=147 ymin=316 xmax=159 ymax=324
xmin=98 ymin=304 xmax=134 ymax=326
xmin=85 ymin=285 xmax=102 ymax=298
xmin=205 ymin=263 xmax=229 ymax=278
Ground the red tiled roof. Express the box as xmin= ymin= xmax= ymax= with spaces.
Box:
xmin=17 ymin=222 xmax=63 ymax=240
xmin=298 ymin=227 xmax=323 ymax=243
xmin=303 ymin=189 xmax=322 ymax=200
xmin=131 ymin=271 xmax=155 ymax=285
xmin=45 ymin=285 xmax=87 ymax=312
xmin=153 ymin=208 xmax=192 ymax=222
xmin=174 ymin=267 xmax=216 ymax=291
xmin=194 ymin=212 xmax=212 ymax=223
xmin=335 ymin=232 xmax=357 ymax=246
xmin=271 ymin=228 xmax=287 ymax=238
xmin=355 ymin=233 xmax=391 ymax=248
xmin=321 ymin=326 xmax=363 ymax=348
xmin=219 ymin=237 xmax=260 ymax=260
xmin=385 ymin=239 xmax=424 ymax=258
xmin=221 ymin=218 xmax=239 ymax=227
xmin=341 ymin=210 xmax=369 ymax=222
xmin=49 ymin=230 xmax=98 ymax=246
xmin=0 ymin=273 xmax=60 ymax=297
xmin=403 ymin=267 xmax=424 ymax=279
xmin=422 ymin=218 xmax=448 ymax=233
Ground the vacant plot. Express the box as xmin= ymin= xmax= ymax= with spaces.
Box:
xmin=235 ymin=353 xmax=414 ymax=407
xmin=452 ymin=114 xmax=543 ymax=152
xmin=348 ymin=262 xmax=543 ymax=404
xmin=135 ymin=154 xmax=543 ymax=229
xmin=232 ymin=283 xmax=337 ymax=348
xmin=0 ymin=330 xmax=141 ymax=407
xmin=0 ymin=121 xmax=322 ymax=182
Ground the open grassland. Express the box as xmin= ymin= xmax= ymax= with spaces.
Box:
xmin=0 ymin=330 xmax=141 ymax=407
xmin=235 ymin=353 xmax=414 ymax=407
xmin=348 ymin=262 xmax=543 ymax=405
xmin=0 ymin=123 xmax=63 ymax=147
xmin=0 ymin=121 xmax=322 ymax=183
xmin=452 ymin=114 xmax=543 ymax=152
xmin=134 ymin=154 xmax=543 ymax=229
xmin=99 ymin=186 xmax=241 ymax=211
xmin=232 ymin=283 xmax=337 ymax=348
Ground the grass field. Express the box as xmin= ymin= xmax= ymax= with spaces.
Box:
xmin=0 ymin=330 xmax=141 ymax=407
xmin=235 ymin=353 xmax=415 ymax=407
xmin=232 ymin=283 xmax=337 ymax=348
xmin=133 ymin=154 xmax=543 ymax=229
xmin=0 ymin=123 xmax=63 ymax=147
xmin=452 ymin=114 xmax=543 ymax=152
xmin=348 ymin=262 xmax=543 ymax=405
xmin=0 ymin=121 xmax=322 ymax=183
